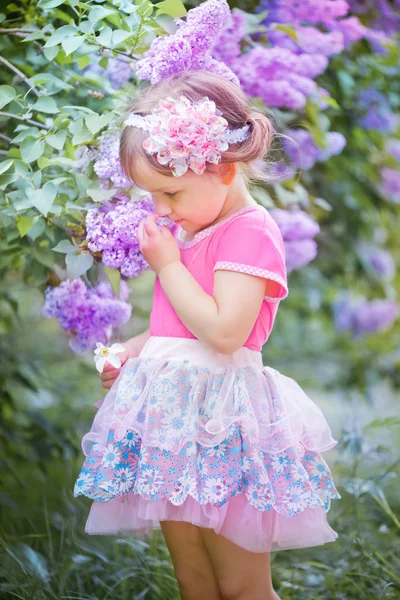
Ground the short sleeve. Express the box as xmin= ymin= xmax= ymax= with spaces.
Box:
xmin=213 ymin=210 xmax=289 ymax=302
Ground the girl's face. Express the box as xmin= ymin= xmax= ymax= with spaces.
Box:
xmin=132 ymin=158 xmax=231 ymax=234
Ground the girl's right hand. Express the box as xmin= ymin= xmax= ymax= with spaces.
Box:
xmin=98 ymin=339 xmax=140 ymax=390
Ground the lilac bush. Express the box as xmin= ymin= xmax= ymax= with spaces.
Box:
xmin=333 ymin=293 xmax=399 ymax=338
xmin=282 ymin=129 xmax=346 ymax=170
xmin=42 ymin=279 xmax=132 ymax=353
xmin=269 ymin=208 xmax=320 ymax=272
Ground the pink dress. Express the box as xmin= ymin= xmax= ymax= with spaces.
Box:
xmin=74 ymin=204 xmax=341 ymax=553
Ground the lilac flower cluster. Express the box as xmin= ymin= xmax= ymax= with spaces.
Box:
xmin=85 ymin=194 xmax=174 ymax=278
xmin=136 ymin=0 xmax=239 ymax=86
xmin=261 ymin=0 xmax=349 ymax=28
xmin=358 ymin=242 xmax=396 ymax=280
xmin=333 ymin=292 xmax=399 ymax=337
xmin=349 ymin=0 xmax=400 ymax=37
xmin=378 ymin=167 xmax=400 ymax=204
xmin=358 ymin=89 xmax=397 ymax=133
xmin=85 ymin=56 xmax=133 ymax=90
xmin=232 ymin=0 xmax=386 ymax=110
xmin=74 ymin=132 xmax=132 ymax=190
xmin=228 ymin=46 xmax=327 ymax=111
xmin=93 ymin=132 xmax=132 ymax=189
xmin=283 ymin=129 xmax=346 ymax=170
xmin=269 ymin=208 xmax=320 ymax=272
xmin=42 ymin=278 xmax=132 ymax=354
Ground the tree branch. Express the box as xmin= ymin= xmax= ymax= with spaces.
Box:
xmin=0 ymin=28 xmax=37 ymax=33
xmin=0 ymin=111 xmax=50 ymax=129
xmin=0 ymin=54 xmax=41 ymax=97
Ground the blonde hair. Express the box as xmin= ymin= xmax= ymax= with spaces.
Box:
xmin=120 ymin=70 xmax=276 ymax=184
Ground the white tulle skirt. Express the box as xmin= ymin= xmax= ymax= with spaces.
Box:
xmin=74 ymin=336 xmax=341 ymax=553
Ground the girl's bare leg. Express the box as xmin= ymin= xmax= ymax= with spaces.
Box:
xmin=199 ymin=526 xmax=281 ymax=600
xmin=160 ymin=521 xmax=223 ymax=600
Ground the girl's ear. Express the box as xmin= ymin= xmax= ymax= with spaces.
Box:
xmin=218 ymin=162 xmax=237 ymax=185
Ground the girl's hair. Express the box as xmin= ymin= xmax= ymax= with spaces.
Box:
xmin=120 ymin=70 xmax=276 ymax=184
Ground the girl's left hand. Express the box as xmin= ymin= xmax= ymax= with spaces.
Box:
xmin=138 ymin=213 xmax=181 ymax=275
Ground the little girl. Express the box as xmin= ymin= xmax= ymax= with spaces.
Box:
xmin=74 ymin=70 xmax=341 ymax=600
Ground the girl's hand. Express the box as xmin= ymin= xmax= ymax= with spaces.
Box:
xmin=138 ymin=213 xmax=181 ymax=275
xmin=98 ymin=339 xmax=139 ymax=390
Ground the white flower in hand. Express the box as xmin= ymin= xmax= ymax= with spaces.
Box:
xmin=94 ymin=342 xmax=126 ymax=373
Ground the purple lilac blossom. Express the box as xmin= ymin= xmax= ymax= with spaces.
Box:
xmin=387 ymin=139 xmax=400 ymax=161
xmin=93 ymin=133 xmax=132 ymax=190
xmin=212 ymin=9 xmax=247 ymax=64
xmin=229 ymin=46 xmax=322 ymax=110
xmin=378 ymin=167 xmax=400 ymax=204
xmin=136 ymin=0 xmax=239 ymax=86
xmin=333 ymin=293 xmax=399 ymax=337
xmin=42 ymin=278 xmax=132 ymax=354
xmin=74 ymin=145 xmax=97 ymax=174
xmin=348 ymin=0 xmax=400 ymax=36
xmin=283 ymin=129 xmax=346 ymax=169
xmin=358 ymin=89 xmax=397 ymax=133
xmin=359 ymin=244 xmax=396 ymax=281
xmin=260 ymin=0 xmax=349 ymax=28
xmin=331 ymin=16 xmax=389 ymax=48
xmin=269 ymin=208 xmax=320 ymax=272
xmin=85 ymin=56 xmax=133 ymax=90
xmin=85 ymin=194 xmax=174 ymax=278
xmin=268 ymin=26 xmax=345 ymax=57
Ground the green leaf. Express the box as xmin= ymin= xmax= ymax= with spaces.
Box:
xmin=33 ymin=96 xmax=59 ymax=114
xmin=53 ymin=239 xmax=77 ymax=253
xmin=112 ymin=29 xmax=134 ymax=47
xmin=104 ymin=265 xmax=121 ymax=297
xmin=273 ymin=23 xmax=299 ymax=42
xmin=26 ymin=182 xmax=57 ymax=216
xmin=38 ymin=0 xmax=66 ymax=7
xmin=20 ymin=137 xmax=45 ymax=163
xmin=98 ymin=56 xmax=109 ymax=69
xmin=66 ymin=251 xmax=94 ymax=279
xmin=33 ymin=247 xmax=55 ymax=268
xmin=85 ymin=112 xmax=114 ymax=135
xmin=17 ymin=216 xmax=34 ymax=237
xmin=364 ymin=417 xmax=400 ymax=430
xmin=97 ymin=26 xmax=113 ymax=47
xmin=27 ymin=218 xmax=45 ymax=241
xmin=0 ymin=159 xmax=13 ymax=175
xmin=77 ymin=55 xmax=91 ymax=70
xmin=44 ymin=25 xmax=78 ymax=48
xmin=46 ymin=129 xmax=67 ymax=150
xmin=29 ymin=73 xmax=73 ymax=90
xmin=0 ymin=85 xmax=16 ymax=109
xmin=86 ymin=186 xmax=117 ymax=202
xmin=62 ymin=34 xmax=85 ymax=55
xmin=320 ymin=94 xmax=340 ymax=110
xmin=88 ymin=6 xmax=115 ymax=24
xmin=43 ymin=45 xmax=59 ymax=61
xmin=155 ymin=0 xmax=186 ymax=18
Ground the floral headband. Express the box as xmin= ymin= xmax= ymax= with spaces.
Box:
xmin=124 ymin=95 xmax=250 ymax=177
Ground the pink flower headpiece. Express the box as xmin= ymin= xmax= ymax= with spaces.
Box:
xmin=124 ymin=95 xmax=250 ymax=177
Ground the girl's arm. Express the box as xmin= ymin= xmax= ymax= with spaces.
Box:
xmin=158 ymin=262 xmax=272 ymax=354
xmin=124 ymin=326 xmax=151 ymax=354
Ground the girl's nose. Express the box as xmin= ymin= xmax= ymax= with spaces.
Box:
xmin=153 ymin=197 xmax=172 ymax=218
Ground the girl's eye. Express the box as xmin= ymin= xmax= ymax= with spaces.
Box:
xmin=165 ymin=191 xmax=178 ymax=197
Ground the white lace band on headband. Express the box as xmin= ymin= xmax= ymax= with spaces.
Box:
xmin=124 ymin=95 xmax=251 ymax=177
